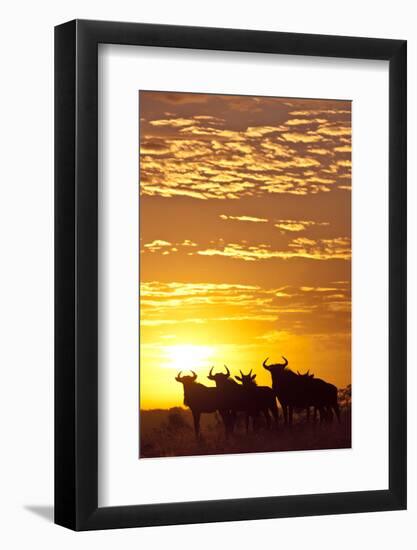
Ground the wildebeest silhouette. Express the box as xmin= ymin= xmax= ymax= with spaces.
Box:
xmin=235 ymin=369 xmax=279 ymax=432
xmin=175 ymin=370 xmax=230 ymax=438
xmin=263 ymin=356 xmax=340 ymax=425
xmin=207 ymin=365 xmax=248 ymax=433
xmin=297 ymin=370 xmax=320 ymax=422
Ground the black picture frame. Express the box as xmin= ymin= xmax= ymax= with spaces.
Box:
xmin=55 ymin=19 xmax=407 ymax=531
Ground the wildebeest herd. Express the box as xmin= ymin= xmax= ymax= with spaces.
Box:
xmin=175 ymin=356 xmax=340 ymax=439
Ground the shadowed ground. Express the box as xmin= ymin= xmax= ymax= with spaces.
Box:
xmin=139 ymin=406 xmax=351 ymax=458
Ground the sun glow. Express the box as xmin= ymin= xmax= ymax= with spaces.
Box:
xmin=164 ymin=344 xmax=215 ymax=373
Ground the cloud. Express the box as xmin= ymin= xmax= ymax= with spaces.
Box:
xmin=285 ymin=118 xmax=313 ymax=126
xmin=308 ymin=148 xmax=334 ymax=156
xmin=289 ymin=237 xmax=351 ymax=260
xmin=140 ymin=95 xmax=351 ymax=199
xmin=149 ymin=118 xmax=196 ymax=127
xmin=215 ymin=315 xmax=278 ymax=322
xmin=285 ymin=118 xmax=326 ymax=126
xmin=181 ymin=239 xmax=197 ymax=247
xmin=195 ymin=237 xmax=351 ymax=262
xmin=260 ymin=141 xmax=294 ymax=156
xmin=140 ymin=281 xmax=351 ymax=336
xmin=220 ymin=214 xmax=268 ymax=223
xmin=142 ymin=239 xmax=200 ymax=255
xmin=336 ymin=159 xmax=352 ymax=168
xmin=143 ymin=240 xmax=172 ymax=253
xmin=334 ymin=145 xmax=351 ymax=153
xmin=245 ymin=125 xmax=287 ymax=137
xmin=289 ymin=109 xmax=351 ymax=116
xmin=316 ymin=124 xmax=351 ymax=137
xmin=141 ymin=282 xmax=261 ymax=297
xmin=140 ymin=282 xmax=280 ymax=326
xmin=225 ymin=141 xmax=253 ymax=154
xmin=193 ymin=115 xmax=223 ymax=122
xmin=274 ymin=219 xmax=329 ymax=233
xmin=301 ymin=286 xmax=338 ymax=292
xmin=281 ymin=132 xmax=323 ymax=143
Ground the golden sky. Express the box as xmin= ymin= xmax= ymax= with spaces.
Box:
xmin=139 ymin=91 xmax=351 ymax=410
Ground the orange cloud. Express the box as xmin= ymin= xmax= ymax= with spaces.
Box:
xmin=195 ymin=237 xmax=351 ymax=262
xmin=274 ymin=220 xmax=329 ymax=232
xmin=140 ymin=281 xmax=350 ymax=338
xmin=317 ymin=125 xmax=351 ymax=137
xmin=334 ymin=145 xmax=352 ymax=153
xmin=140 ymin=94 xmax=351 ymax=199
xmin=289 ymin=109 xmax=351 ymax=116
xmin=143 ymin=239 xmax=172 ymax=252
xmin=220 ymin=214 xmax=268 ymax=223
xmin=309 ymin=148 xmax=334 ymax=156
xmin=149 ymin=118 xmax=195 ymax=127
xmin=281 ymin=132 xmax=323 ymax=143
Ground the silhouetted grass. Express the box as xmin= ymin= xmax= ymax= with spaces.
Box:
xmin=139 ymin=405 xmax=351 ymax=458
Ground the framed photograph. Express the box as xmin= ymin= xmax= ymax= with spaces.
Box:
xmin=55 ymin=19 xmax=406 ymax=530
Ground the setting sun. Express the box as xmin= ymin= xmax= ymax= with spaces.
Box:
xmin=163 ymin=344 xmax=215 ymax=372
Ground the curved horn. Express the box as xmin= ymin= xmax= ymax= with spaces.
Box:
xmin=224 ymin=365 xmax=230 ymax=377
xmin=249 ymin=369 xmax=253 ymax=376
xmin=175 ymin=370 xmax=183 ymax=381
xmin=239 ymin=369 xmax=243 ymax=376
xmin=190 ymin=370 xmax=197 ymax=381
xmin=263 ymin=357 xmax=270 ymax=369
xmin=281 ymin=356 xmax=288 ymax=367
xmin=208 ymin=366 xmax=215 ymax=380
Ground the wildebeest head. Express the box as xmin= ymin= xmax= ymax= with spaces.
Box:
xmin=262 ymin=356 xmax=288 ymax=375
xmin=235 ymin=369 xmax=257 ymax=386
xmin=207 ymin=365 xmax=231 ymax=386
xmin=297 ymin=370 xmax=314 ymax=379
xmin=175 ymin=370 xmax=198 ymax=386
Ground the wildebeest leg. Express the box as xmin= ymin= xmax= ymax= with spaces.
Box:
xmin=230 ymin=411 xmax=237 ymax=434
xmin=281 ymin=403 xmax=288 ymax=424
xmin=288 ymin=406 xmax=293 ymax=426
xmin=251 ymin=413 xmax=256 ymax=432
xmin=219 ymin=410 xmax=230 ymax=438
xmin=222 ymin=410 xmax=231 ymax=437
xmin=327 ymin=408 xmax=333 ymax=423
xmin=270 ymin=402 xmax=279 ymax=427
xmin=228 ymin=411 xmax=236 ymax=436
xmin=333 ymin=403 xmax=341 ymax=423
xmin=264 ymin=409 xmax=271 ymax=429
xmin=192 ymin=410 xmax=201 ymax=439
xmin=306 ymin=407 xmax=310 ymax=423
